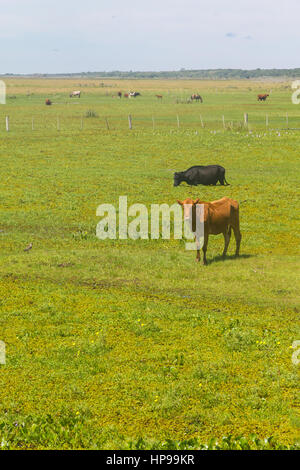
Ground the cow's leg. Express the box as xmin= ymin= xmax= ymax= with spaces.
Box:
xmin=202 ymin=233 xmax=209 ymax=265
xmin=195 ymin=237 xmax=201 ymax=262
xmin=219 ymin=169 xmax=227 ymax=185
xmin=222 ymin=227 xmax=231 ymax=258
xmin=233 ymin=227 xmax=241 ymax=256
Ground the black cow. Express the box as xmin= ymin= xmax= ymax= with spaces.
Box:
xmin=173 ymin=165 xmax=229 ymax=186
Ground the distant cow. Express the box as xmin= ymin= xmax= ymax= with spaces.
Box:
xmin=129 ymin=92 xmax=141 ymax=98
xmin=174 ymin=165 xmax=229 ymax=187
xmin=45 ymin=98 xmax=52 ymax=106
xmin=118 ymin=91 xmax=122 ymax=98
xmin=257 ymin=94 xmax=269 ymax=101
xmin=177 ymin=197 xmax=241 ymax=264
xmin=124 ymin=93 xmax=129 ymax=98
xmin=70 ymin=91 xmax=81 ymax=98
xmin=156 ymin=94 xmax=163 ymax=99
xmin=191 ymin=94 xmax=203 ymax=102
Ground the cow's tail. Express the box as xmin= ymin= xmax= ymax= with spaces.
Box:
xmin=224 ymin=175 xmax=230 ymax=185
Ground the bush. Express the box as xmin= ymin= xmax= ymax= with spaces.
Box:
xmin=85 ymin=110 xmax=98 ymax=118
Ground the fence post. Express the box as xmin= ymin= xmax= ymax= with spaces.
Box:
xmin=0 ymin=340 xmax=5 ymax=365
xmin=200 ymin=115 xmax=204 ymax=128
xmin=5 ymin=116 xmax=9 ymax=132
xmin=128 ymin=114 xmax=132 ymax=130
xmin=80 ymin=117 xmax=83 ymax=130
xmin=152 ymin=116 xmax=155 ymax=130
xmin=222 ymin=115 xmax=225 ymax=128
xmin=57 ymin=116 xmax=60 ymax=131
xmin=286 ymin=112 xmax=289 ymax=129
xmin=105 ymin=117 xmax=110 ymax=130
xmin=266 ymin=114 xmax=268 ymax=128
xmin=177 ymin=115 xmax=180 ymax=128
xmin=244 ymin=113 xmax=248 ymax=128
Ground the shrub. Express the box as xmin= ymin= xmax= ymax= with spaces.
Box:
xmin=85 ymin=110 xmax=98 ymax=118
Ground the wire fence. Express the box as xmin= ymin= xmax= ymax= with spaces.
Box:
xmin=1 ymin=112 xmax=300 ymax=134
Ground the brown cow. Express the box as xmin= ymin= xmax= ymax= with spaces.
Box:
xmin=191 ymin=94 xmax=203 ymax=102
xmin=177 ymin=197 xmax=241 ymax=265
xmin=257 ymin=94 xmax=269 ymax=101
xmin=155 ymin=94 xmax=163 ymax=99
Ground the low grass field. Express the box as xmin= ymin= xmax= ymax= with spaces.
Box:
xmin=0 ymin=78 xmax=299 ymax=449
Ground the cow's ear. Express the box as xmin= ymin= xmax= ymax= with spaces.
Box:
xmin=177 ymin=200 xmax=183 ymax=206
xmin=194 ymin=198 xmax=200 ymax=204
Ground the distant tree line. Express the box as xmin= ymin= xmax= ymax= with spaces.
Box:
xmin=2 ymin=68 xmax=300 ymax=79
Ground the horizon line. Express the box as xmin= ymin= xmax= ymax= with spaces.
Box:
xmin=1 ymin=67 xmax=300 ymax=77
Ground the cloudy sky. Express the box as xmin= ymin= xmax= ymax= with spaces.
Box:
xmin=1 ymin=0 xmax=299 ymax=73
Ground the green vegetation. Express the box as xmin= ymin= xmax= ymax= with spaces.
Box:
xmin=2 ymin=67 xmax=300 ymax=79
xmin=85 ymin=109 xmax=99 ymax=118
xmin=0 ymin=79 xmax=299 ymax=449
xmin=1 ymin=413 xmax=299 ymax=450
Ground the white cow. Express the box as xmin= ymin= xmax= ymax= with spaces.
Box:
xmin=70 ymin=91 xmax=81 ymax=98
xmin=129 ymin=92 xmax=141 ymax=98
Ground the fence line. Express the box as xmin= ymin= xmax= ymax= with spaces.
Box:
xmin=2 ymin=112 xmax=300 ymax=133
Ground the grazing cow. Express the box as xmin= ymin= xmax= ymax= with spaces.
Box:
xmin=129 ymin=92 xmax=141 ymax=98
xmin=118 ymin=91 xmax=122 ymax=98
xmin=70 ymin=91 xmax=81 ymax=98
xmin=156 ymin=94 xmax=163 ymax=99
xmin=191 ymin=94 xmax=203 ymax=102
xmin=45 ymin=98 xmax=52 ymax=106
xmin=177 ymin=197 xmax=241 ymax=264
xmin=174 ymin=165 xmax=229 ymax=187
xmin=257 ymin=94 xmax=269 ymax=101
xmin=124 ymin=93 xmax=129 ymax=98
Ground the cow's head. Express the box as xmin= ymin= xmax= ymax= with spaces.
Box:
xmin=177 ymin=198 xmax=200 ymax=222
xmin=173 ymin=172 xmax=183 ymax=187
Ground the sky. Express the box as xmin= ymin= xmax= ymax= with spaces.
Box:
xmin=0 ymin=0 xmax=299 ymax=74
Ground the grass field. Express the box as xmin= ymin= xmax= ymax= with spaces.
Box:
xmin=0 ymin=78 xmax=299 ymax=449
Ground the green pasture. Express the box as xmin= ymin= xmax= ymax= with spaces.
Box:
xmin=2 ymin=78 xmax=300 ymax=132
xmin=0 ymin=79 xmax=299 ymax=449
